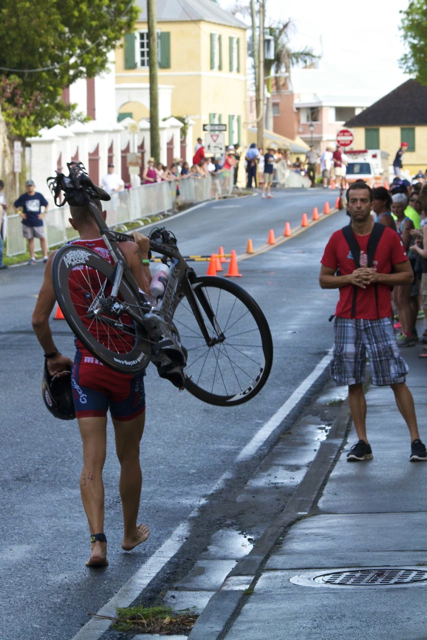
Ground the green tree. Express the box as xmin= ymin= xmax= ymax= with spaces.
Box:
xmin=0 ymin=0 xmax=138 ymax=137
xmin=400 ymin=0 xmax=427 ymax=84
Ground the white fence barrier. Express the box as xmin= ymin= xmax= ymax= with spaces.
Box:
xmin=6 ymin=172 xmax=233 ymax=257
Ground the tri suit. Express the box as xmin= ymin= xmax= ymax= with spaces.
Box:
xmin=69 ymin=237 xmax=146 ymax=421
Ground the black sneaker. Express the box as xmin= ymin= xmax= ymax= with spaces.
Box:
xmin=410 ymin=439 xmax=427 ymax=462
xmin=347 ymin=440 xmax=373 ymax=462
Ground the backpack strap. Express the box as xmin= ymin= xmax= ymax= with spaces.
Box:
xmin=341 ymin=223 xmax=385 ymax=319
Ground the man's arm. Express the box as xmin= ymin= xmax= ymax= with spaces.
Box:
xmin=118 ymin=232 xmax=151 ymax=294
xmin=367 ymin=259 xmax=413 ymax=286
xmin=32 ymin=253 xmax=73 ymax=375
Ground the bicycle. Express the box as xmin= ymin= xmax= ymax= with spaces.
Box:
xmin=48 ymin=162 xmax=273 ymax=407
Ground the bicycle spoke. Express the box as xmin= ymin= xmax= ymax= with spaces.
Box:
xmin=223 ymin=342 xmax=264 ymax=367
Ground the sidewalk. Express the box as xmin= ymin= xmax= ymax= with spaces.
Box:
xmin=188 ymin=340 xmax=427 ymax=640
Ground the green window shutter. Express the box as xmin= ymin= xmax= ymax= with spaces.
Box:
xmin=118 ymin=112 xmax=133 ymax=122
xmin=236 ymin=38 xmax=240 ymax=73
xmin=159 ymin=32 xmax=171 ymax=68
xmin=210 ymin=33 xmax=215 ymax=70
xmin=401 ymin=127 xmax=415 ymax=152
xmin=229 ymin=37 xmax=234 ymax=72
xmin=219 ymin=114 xmax=223 ymax=124
xmin=237 ymin=115 xmax=241 ymax=145
xmin=365 ymin=128 xmax=379 ymax=150
xmin=124 ymin=33 xmax=136 ymax=69
xmin=218 ymin=35 xmax=223 ymax=70
xmin=229 ymin=115 xmax=233 ymax=145
xmin=209 ymin=113 xmax=214 ymax=124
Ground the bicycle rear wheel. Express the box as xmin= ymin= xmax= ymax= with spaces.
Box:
xmin=174 ymin=276 xmax=273 ymax=406
xmin=52 ymin=245 xmax=151 ymax=374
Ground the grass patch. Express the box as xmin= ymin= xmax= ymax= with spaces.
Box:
xmin=94 ymin=603 xmax=199 ymax=635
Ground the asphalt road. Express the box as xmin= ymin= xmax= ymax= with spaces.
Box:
xmin=0 ymin=188 xmax=344 ymax=640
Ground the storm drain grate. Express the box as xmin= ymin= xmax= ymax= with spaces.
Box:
xmin=316 ymin=569 xmax=427 ymax=586
xmin=290 ymin=568 xmax=427 ymax=589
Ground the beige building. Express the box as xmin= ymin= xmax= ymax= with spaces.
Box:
xmin=115 ymin=0 xmax=248 ymax=150
xmin=345 ymin=80 xmax=427 ymax=175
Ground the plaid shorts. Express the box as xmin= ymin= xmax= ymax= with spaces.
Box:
xmin=331 ymin=317 xmax=408 ymax=386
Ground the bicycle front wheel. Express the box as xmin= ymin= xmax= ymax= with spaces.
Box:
xmin=174 ymin=276 xmax=273 ymax=406
xmin=52 ymin=245 xmax=151 ymax=374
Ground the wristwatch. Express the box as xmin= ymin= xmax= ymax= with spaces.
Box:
xmin=44 ymin=350 xmax=59 ymax=359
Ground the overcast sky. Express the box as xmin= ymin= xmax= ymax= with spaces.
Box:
xmin=220 ymin=0 xmax=411 ymax=96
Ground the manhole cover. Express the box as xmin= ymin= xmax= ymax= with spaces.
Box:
xmin=290 ymin=568 xmax=427 ymax=589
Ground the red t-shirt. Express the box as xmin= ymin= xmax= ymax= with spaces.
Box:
xmin=332 ymin=150 xmax=342 ymax=167
xmin=321 ymin=227 xmax=408 ymax=319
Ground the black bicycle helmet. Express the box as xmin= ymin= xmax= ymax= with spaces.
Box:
xmin=42 ymin=360 xmax=76 ymax=421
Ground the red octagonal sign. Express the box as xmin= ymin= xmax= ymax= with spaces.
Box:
xmin=336 ymin=129 xmax=354 ymax=147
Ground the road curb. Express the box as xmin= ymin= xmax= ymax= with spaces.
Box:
xmin=188 ymin=398 xmax=352 ymax=640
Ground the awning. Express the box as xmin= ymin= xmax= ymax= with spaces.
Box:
xmin=247 ymin=128 xmax=310 ymax=154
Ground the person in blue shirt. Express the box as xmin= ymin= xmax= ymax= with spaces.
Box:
xmin=245 ymin=143 xmax=260 ymax=188
xmin=14 ymin=179 xmax=49 ymax=265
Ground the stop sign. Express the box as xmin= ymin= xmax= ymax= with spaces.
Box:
xmin=336 ymin=129 xmax=354 ymax=147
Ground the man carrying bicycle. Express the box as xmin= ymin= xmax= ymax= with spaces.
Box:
xmin=32 ymin=196 xmax=153 ymax=568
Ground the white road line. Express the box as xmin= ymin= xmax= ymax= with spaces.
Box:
xmin=236 ymin=350 xmax=333 ymax=462
xmin=71 ymin=522 xmax=190 ymax=640
xmin=71 ymin=352 xmax=332 ymax=639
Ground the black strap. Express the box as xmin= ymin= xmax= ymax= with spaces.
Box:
xmin=341 ymin=223 xmax=385 ymax=318
xmin=90 ymin=533 xmax=107 ymax=543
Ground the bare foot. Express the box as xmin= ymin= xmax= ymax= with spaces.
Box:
xmin=121 ymin=524 xmax=150 ymax=551
xmin=86 ymin=541 xmax=108 ymax=568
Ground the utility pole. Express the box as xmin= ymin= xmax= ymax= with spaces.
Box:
xmin=250 ymin=0 xmax=258 ymax=107
xmin=147 ymin=0 xmax=160 ymax=162
xmin=256 ymin=0 xmax=265 ymax=151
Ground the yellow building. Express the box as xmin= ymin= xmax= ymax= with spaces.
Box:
xmin=116 ymin=0 xmax=248 ymax=149
xmin=345 ymin=80 xmax=427 ymax=175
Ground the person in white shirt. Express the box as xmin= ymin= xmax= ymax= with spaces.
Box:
xmin=320 ymin=147 xmax=333 ymax=189
xmin=100 ymin=164 xmax=124 ymax=195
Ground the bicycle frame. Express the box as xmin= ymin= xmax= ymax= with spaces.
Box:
xmin=87 ymin=201 xmax=221 ymax=347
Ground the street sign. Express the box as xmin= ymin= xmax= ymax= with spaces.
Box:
xmin=203 ymin=124 xmax=227 ymax=132
xmin=129 ymin=122 xmax=139 ymax=134
xmin=205 ymin=133 xmax=225 ymax=156
xmin=127 ymin=152 xmax=142 ymax=167
xmin=14 ymin=141 xmax=22 ymax=152
xmin=336 ymin=129 xmax=354 ymax=147
xmin=14 ymin=151 xmax=21 ymax=173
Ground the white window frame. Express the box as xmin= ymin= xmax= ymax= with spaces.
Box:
xmin=136 ymin=30 xmax=161 ymax=68
xmin=211 ymin=32 xmax=219 ymax=70
xmin=230 ymin=35 xmax=239 ymax=73
xmin=272 ymin=103 xmax=280 ymax=117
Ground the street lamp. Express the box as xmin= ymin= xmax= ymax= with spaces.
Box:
xmin=309 ymin=122 xmax=314 ymax=145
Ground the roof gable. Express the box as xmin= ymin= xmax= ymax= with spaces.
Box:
xmin=345 ymin=79 xmax=427 ymax=127
xmin=136 ymin=0 xmax=247 ymax=29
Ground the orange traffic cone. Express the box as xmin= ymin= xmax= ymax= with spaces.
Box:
xmin=246 ymin=239 xmax=254 ymax=254
xmin=301 ymin=213 xmax=309 ymax=227
xmin=216 ymin=254 xmax=223 ymax=272
xmin=323 ymin=201 xmax=331 ymax=214
xmin=330 ymin=179 xmax=336 ymax=190
xmin=284 ymin=222 xmax=292 ymax=237
xmin=335 ymin=196 xmax=341 ymax=209
xmin=218 ymin=246 xmax=227 ymax=263
xmin=54 ymin=304 xmax=65 ymax=320
xmin=206 ymin=254 xmax=217 ymax=276
xmin=267 ymin=229 xmax=276 ymax=245
xmin=225 ymin=250 xmax=242 ymax=277
xmin=312 ymin=208 xmax=319 ymax=221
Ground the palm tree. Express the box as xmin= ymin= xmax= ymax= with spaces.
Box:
xmin=265 ymin=20 xmax=318 ymax=93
